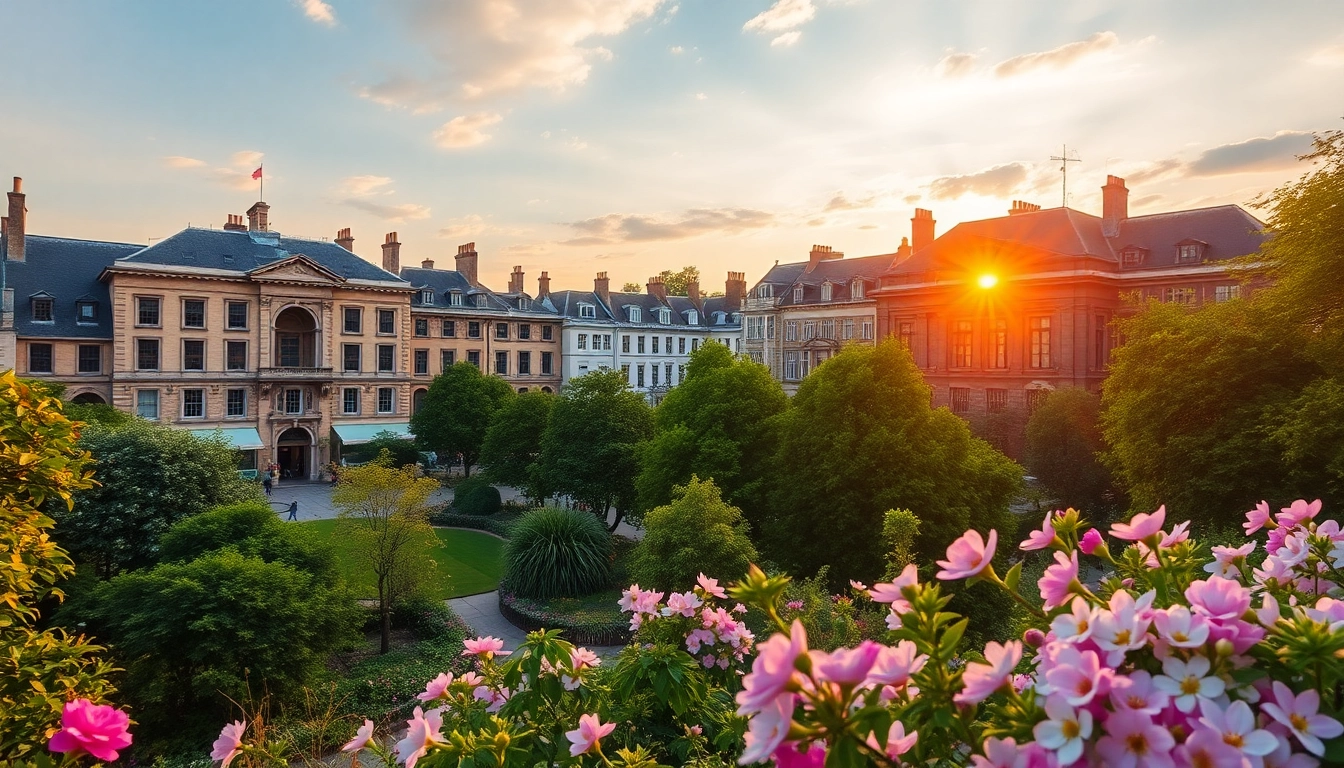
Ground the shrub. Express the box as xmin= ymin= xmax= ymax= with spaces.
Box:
xmin=452 ymin=476 xmax=502 ymax=517
xmin=1025 ymin=387 xmax=1115 ymax=513
xmin=502 ymin=508 xmax=612 ymax=599
xmin=426 ymin=509 xmax=519 ymax=538
xmin=630 ymin=476 xmax=758 ymax=592
xmin=344 ymin=431 xmax=422 ymax=469
xmin=157 ymin=501 xmax=340 ymax=584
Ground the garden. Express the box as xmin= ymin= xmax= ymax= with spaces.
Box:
xmin=302 ymin=519 xmax=505 ymax=600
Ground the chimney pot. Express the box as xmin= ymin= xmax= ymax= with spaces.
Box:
xmin=537 ymin=270 xmax=551 ymax=300
xmin=1102 ymin=175 xmax=1129 ymax=234
xmin=454 ymin=242 xmax=479 ymax=285
xmin=509 ymin=265 xmax=525 ymax=294
xmin=911 ymin=208 xmax=935 ymax=252
xmin=12 ymin=177 xmax=22 ymax=193
xmin=381 ymin=231 xmax=401 ymax=274
xmin=7 ymin=177 xmax=27 ymax=262
xmin=723 ymin=271 xmax=746 ymax=312
xmin=223 ymin=213 xmax=248 ymax=231
xmin=594 ymin=271 xmax=611 ymax=305
xmin=805 ymin=243 xmax=843 ymax=272
xmin=422 ymin=259 xmax=435 ymax=269
xmin=245 ymin=201 xmax=270 ymax=232
xmin=646 ymin=276 xmax=668 ymax=300
xmin=335 ymin=227 xmax=355 ymax=251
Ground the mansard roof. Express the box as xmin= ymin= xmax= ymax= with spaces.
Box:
xmin=2 ymin=233 xmax=142 ymax=338
xmin=751 ymin=252 xmax=894 ymax=308
xmin=114 ymin=227 xmax=406 ymax=284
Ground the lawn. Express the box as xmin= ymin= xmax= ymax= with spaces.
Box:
xmin=301 ymin=519 xmax=504 ymax=599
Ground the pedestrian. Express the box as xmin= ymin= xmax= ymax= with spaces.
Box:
xmin=286 ymin=501 xmax=298 ymax=521
xmin=262 ymin=472 xmax=273 ymax=497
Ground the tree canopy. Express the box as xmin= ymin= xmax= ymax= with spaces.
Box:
xmin=630 ymin=475 xmax=759 ymax=592
xmin=1025 ymin=387 xmax=1115 ymax=515
xmin=480 ymin=389 xmax=555 ymax=500
xmin=410 ymin=362 xmax=515 ymax=475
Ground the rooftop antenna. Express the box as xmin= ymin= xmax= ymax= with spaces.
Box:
xmin=1050 ymin=145 xmax=1081 ymax=208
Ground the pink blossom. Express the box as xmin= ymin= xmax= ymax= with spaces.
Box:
xmin=1278 ymin=499 xmax=1322 ymax=528
xmin=663 ymin=591 xmax=703 ymax=617
xmin=473 ymin=685 xmax=510 ymax=713
xmin=937 ymin=529 xmax=998 ymax=581
xmin=210 ymin=721 xmax=247 ymax=768
xmin=869 ymin=564 xmax=918 ymax=614
xmin=970 ymin=737 xmax=1028 ymax=768
xmin=737 ymin=621 xmax=807 ymax=715
xmin=462 ymin=636 xmax=510 ymax=658
xmin=740 ymin=693 xmax=795 ymax=764
xmin=1263 ymin=724 xmax=1322 ymax=768
xmin=565 ymin=713 xmax=616 ymax=757
xmin=342 ymin=720 xmax=375 ymax=753
xmin=1092 ymin=589 xmax=1154 ymax=655
xmin=1023 ymin=628 xmax=1046 ymax=648
xmin=1096 ymin=708 xmax=1176 ymax=768
xmin=1109 ymin=670 xmax=1169 ymax=716
xmin=47 ymin=699 xmax=133 ymax=763
xmin=1159 ymin=520 xmax=1191 ymax=549
xmin=865 ymin=722 xmax=918 ymax=761
xmin=1038 ymin=551 xmax=1080 ymax=611
xmin=1079 ymin=528 xmax=1104 ymax=555
xmin=1186 ymin=576 xmax=1252 ymax=621
xmin=1020 ymin=513 xmax=1058 ymax=551
xmin=1153 ymin=655 xmax=1224 ymax=713
xmin=1245 ymin=501 xmax=1274 ymax=535
xmin=1042 ymin=645 xmax=1109 ymax=707
xmin=786 ymin=600 xmax=805 ymax=611
xmin=812 ymin=641 xmax=882 ymax=686
xmin=1049 ymin=599 xmax=1094 ymax=644
xmin=1181 ymin=727 xmax=1245 ymax=768
xmin=1033 ymin=694 xmax=1092 ymax=765
xmin=1152 ymin=605 xmax=1211 ymax=648
xmin=1205 ymin=542 xmax=1255 ymax=578
xmin=1197 ymin=699 xmax=1279 ymax=757
xmin=395 ymin=707 xmax=443 ymax=768
xmin=697 ymin=573 xmax=727 ymax=598
xmin=417 ymin=672 xmax=453 ymax=701
xmin=849 ymin=579 xmax=868 ymax=592
xmin=1257 ymin=593 xmax=1283 ymax=628
xmin=954 ymin=640 xmax=1021 ymax=706
xmin=773 ymin=741 xmax=827 ymax=768
xmin=1261 ymin=681 xmax=1344 ymax=757
xmin=1109 ymin=505 xmax=1167 ymax=541
xmin=865 ymin=640 xmax=926 ymax=688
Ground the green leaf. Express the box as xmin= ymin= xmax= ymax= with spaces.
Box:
xmin=1003 ymin=561 xmax=1022 ymax=593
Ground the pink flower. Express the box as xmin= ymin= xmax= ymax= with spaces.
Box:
xmin=773 ymin=741 xmax=827 ymax=768
xmin=1092 ymin=589 xmax=1154 ymax=655
xmin=417 ymin=672 xmax=453 ymax=701
xmin=1186 ymin=576 xmax=1252 ymax=621
xmin=697 ymin=573 xmax=727 ymax=598
xmin=1257 ymin=593 xmax=1283 ymax=628
xmin=785 ymin=600 xmax=805 ymax=611
xmin=1033 ymin=694 xmax=1092 ymax=765
xmin=473 ymin=685 xmax=511 ymax=713
xmin=663 ymin=591 xmax=703 ymax=617
xmin=1022 ymin=628 xmax=1046 ymax=648
xmin=865 ymin=640 xmax=926 ymax=688
xmin=849 ymin=579 xmax=868 ymax=592
xmin=1079 ymin=528 xmax=1104 ymax=555
xmin=342 ymin=719 xmax=375 ymax=753
xmin=737 ymin=621 xmax=807 ymax=715
xmin=1278 ymin=499 xmax=1322 ymax=528
xmin=865 ymin=722 xmax=918 ymax=760
xmin=1038 ymin=550 xmax=1080 ymax=611
xmin=1109 ymin=505 xmax=1166 ymax=541
xmin=741 ymin=693 xmax=795 ymax=764
xmin=395 ymin=707 xmax=443 ymax=768
xmin=1181 ymin=727 xmax=1244 ymax=768
xmin=1049 ymin=599 xmax=1095 ymax=644
xmin=1159 ymin=520 xmax=1191 ymax=549
xmin=954 ymin=640 xmax=1021 ymax=706
xmin=1096 ymin=708 xmax=1176 ymax=768
xmin=1197 ymin=699 xmax=1279 ymax=757
xmin=812 ymin=641 xmax=882 ymax=686
xmin=1020 ymin=513 xmax=1058 ymax=551
xmin=869 ymin=564 xmax=919 ymax=614
xmin=565 ymin=713 xmax=616 ymax=757
xmin=210 ymin=721 xmax=247 ymax=768
xmin=1153 ymin=655 xmax=1224 ymax=713
xmin=1042 ymin=645 xmax=1109 ymax=707
xmin=1152 ymin=605 xmax=1210 ymax=648
xmin=1261 ymin=681 xmax=1344 ymax=757
xmin=970 ymin=737 xmax=1028 ymax=768
xmin=462 ymin=636 xmax=510 ymax=658
xmin=937 ymin=529 xmax=998 ymax=580
xmin=1109 ymin=670 xmax=1169 ymax=716
xmin=1245 ymin=501 xmax=1273 ymax=535
xmin=1205 ymin=542 xmax=1255 ymax=578
xmin=47 ymin=699 xmax=133 ymax=762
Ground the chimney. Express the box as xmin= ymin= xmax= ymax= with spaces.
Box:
xmin=805 ymin=244 xmax=842 ymax=273
xmin=335 ymin=227 xmax=355 ymax=251
xmin=509 ymin=265 xmax=525 ymax=294
xmin=455 ymin=242 xmax=479 ymax=286
xmin=911 ymin=208 xmax=935 ymax=252
xmin=1102 ymin=175 xmax=1129 ymax=236
xmin=7 ymin=177 xmax=26 ymax=262
xmin=724 ymin=271 xmax=746 ymax=312
xmin=537 ymin=271 xmax=551 ymax=300
xmin=245 ymin=201 xmax=270 ymax=232
xmin=894 ymin=236 xmax=912 ymax=263
xmin=223 ymin=214 xmax=247 ymax=231
xmin=594 ymin=271 xmax=610 ymax=305
xmin=421 ymin=259 xmax=435 ymax=269
xmin=646 ymin=275 xmax=667 ymax=300
xmin=687 ymin=278 xmax=701 ymax=307
xmin=381 ymin=232 xmax=401 ymax=274
xmin=1008 ymin=200 xmax=1041 ymax=216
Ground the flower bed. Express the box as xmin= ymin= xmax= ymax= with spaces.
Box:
xmin=498 ymin=588 xmax=632 ymax=647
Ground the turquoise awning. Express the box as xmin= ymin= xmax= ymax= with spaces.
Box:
xmin=189 ymin=427 xmax=265 ymax=450
xmin=332 ymin=422 xmax=413 ymax=445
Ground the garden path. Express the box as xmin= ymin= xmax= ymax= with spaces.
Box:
xmin=447 ymin=591 xmax=626 ymax=659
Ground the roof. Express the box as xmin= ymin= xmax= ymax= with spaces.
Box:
xmin=751 ymin=252 xmax=895 ymax=308
xmin=543 ymin=289 xmax=739 ymax=328
xmin=2 ymin=233 xmax=144 ymax=338
xmin=399 ymin=266 xmax=562 ymax=316
xmin=116 ymin=227 xmax=406 ymax=284
xmin=1111 ymin=206 xmax=1266 ymax=268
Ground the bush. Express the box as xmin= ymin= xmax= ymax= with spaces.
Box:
xmin=427 ymin=509 xmax=520 ymax=538
xmin=630 ymin=476 xmax=758 ymax=592
xmin=1025 ymin=387 xmax=1115 ymax=512
xmin=502 ymin=508 xmax=612 ymax=599
xmin=157 ymin=501 xmax=341 ymax=584
xmin=344 ymin=431 xmax=423 ymax=469
xmin=452 ymin=476 xmax=502 ymax=517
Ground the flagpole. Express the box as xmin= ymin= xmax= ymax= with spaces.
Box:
xmin=259 ymin=164 xmax=264 ymax=202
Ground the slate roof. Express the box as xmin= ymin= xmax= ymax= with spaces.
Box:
xmin=543 ymin=289 xmax=739 ymax=328
xmin=116 ymin=227 xmax=405 ymax=283
xmin=750 ymin=252 xmax=895 ymax=308
xmin=2 ymin=234 xmax=143 ymax=338
xmin=1111 ymin=206 xmax=1266 ymax=268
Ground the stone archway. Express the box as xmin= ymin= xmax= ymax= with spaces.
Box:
xmin=273 ymin=306 xmax=320 ymax=368
xmin=70 ymin=392 xmax=106 ymax=405
xmin=275 ymin=426 xmax=314 ymax=480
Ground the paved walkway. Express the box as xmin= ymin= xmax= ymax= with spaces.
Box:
xmin=448 ymin=591 xmax=626 ymax=658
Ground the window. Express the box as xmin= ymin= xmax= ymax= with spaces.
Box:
xmin=378 ymin=309 xmax=395 ymax=334
xmin=1163 ymin=286 xmax=1196 ymax=305
xmin=414 ymin=318 xmax=429 ymax=337
xmin=377 ymin=388 xmax=394 ymax=414
xmin=1029 ymin=317 xmax=1052 ymax=369
xmin=691 ymin=338 xmax=699 ymax=352
xmin=898 ymin=321 xmax=914 ymax=349
xmin=475 ymin=294 xmax=489 ymax=308
xmin=637 ymin=365 xmax=646 ymax=388
xmin=651 ymin=336 xmax=660 ymax=354
xmin=28 ymin=343 xmax=53 ymax=373
xmin=784 ymin=321 xmax=797 ymax=341
xmin=183 ymin=340 xmax=205 ymax=371
xmin=441 ymin=350 xmax=455 ymax=371
xmin=518 ymin=298 xmax=530 ymax=311
xmin=784 ymin=351 xmax=799 ymax=380
xmin=678 ymin=364 xmax=686 ymax=382
xmin=137 ymin=338 xmax=160 ymax=370
xmin=1026 ymin=389 xmax=1049 ymax=413
xmin=1120 ymin=249 xmax=1143 ymax=268
xmin=343 ymin=344 xmax=361 ymax=372
xmin=793 ymin=285 xmax=803 ymax=303
xmin=678 ymin=337 xmax=686 ymax=354
xmin=820 ymin=320 xmax=834 ymax=339
xmin=137 ymin=297 xmax=160 ymax=327
xmin=183 ymin=299 xmax=206 ymax=329
xmin=468 ymin=321 xmax=481 ymax=338
xmin=803 ymin=321 xmax=815 ymax=339
xmin=226 ymin=340 xmax=247 ymax=371
xmin=577 ymin=333 xmax=588 ymax=351
xmin=226 ymin=388 xmax=246 ymax=418
xmin=767 ymin=316 xmax=775 ymax=339
xmin=579 ymin=304 xmax=596 ymax=319
xmin=637 ymin=336 xmax=646 ymax=354
xmin=182 ymin=388 xmax=205 ymax=419
xmin=496 ymin=322 xmax=508 ymax=340
xmin=821 ymin=283 xmax=833 ymax=302
xmin=377 ymin=344 xmax=395 ymax=372
xmin=518 ymin=351 xmax=531 ymax=375
xmin=757 ymin=284 xmax=774 ymax=299
xmin=442 ymin=319 xmax=456 ymax=337
xmin=1177 ymin=243 xmax=1202 ymax=263
xmin=852 ymin=280 xmax=865 ymax=300
xmin=861 ymin=321 xmax=873 ymax=340
xmin=344 ymin=307 xmax=362 ymax=333
xmin=78 ymin=344 xmax=101 ymax=373
xmin=283 ymin=388 xmax=302 ymax=415
xmin=495 ymin=351 xmax=508 ymax=375
xmin=419 ymin=289 xmax=434 ymax=305
xmin=665 ymin=363 xmax=673 ymax=385
xmin=226 ymin=301 xmax=248 ymax=329
xmin=541 ymin=352 xmax=553 ymax=374
xmin=993 ymin=319 xmax=1008 ymax=369
xmin=952 ymin=320 xmax=972 ymax=367
xmin=628 ymin=306 xmax=642 ymax=323
xmin=414 ymin=349 xmax=428 ymax=375
xmin=519 ymin=324 xmax=531 ymax=340
xmin=602 ymin=334 xmax=612 ymax=351
xmin=76 ymin=300 xmax=97 ymax=324
xmin=687 ymin=310 xmax=698 ymax=326
xmin=619 ymin=364 xmax=629 ymax=382
xmin=747 ymin=317 xmax=764 ymax=340
xmin=987 ymin=388 xmax=1007 ymax=414
xmin=468 ymin=350 xmax=481 ymax=369
xmin=658 ymin=308 xmax=671 ymax=324
xmin=278 ymin=334 xmax=300 ymax=367
xmin=449 ymin=292 xmax=463 ymax=307
xmin=31 ymin=297 xmax=53 ymax=323
xmin=950 ymin=387 xmax=970 ymax=415
xmin=842 ymin=320 xmax=854 ymax=340
xmin=542 ymin=325 xmax=553 ymax=341
xmin=1215 ymin=284 xmax=1241 ymax=302
xmin=666 ymin=336 xmax=672 ymax=353
xmin=136 ymin=390 xmax=159 ymax=420
xmin=651 ymin=365 xmax=659 ymax=386
xmin=622 ymin=335 xmax=630 ymax=353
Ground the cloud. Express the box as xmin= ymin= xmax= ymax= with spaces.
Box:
xmin=807 ymin=218 xmax=825 ymax=227
xmin=823 ymin=193 xmax=875 ymax=212
xmin=1187 ymin=131 xmax=1316 ymax=176
xmin=341 ymin=199 xmax=431 ymax=221
xmin=928 ymin=162 xmax=1029 ymax=200
xmin=858 ymin=224 xmax=878 ymax=230
xmin=339 ymin=175 xmax=395 ymax=197
xmin=359 ymin=0 xmax=665 ymax=111
xmin=743 ymin=0 xmax=815 ymax=33
xmin=903 ymin=194 xmax=921 ymax=204
xmin=936 ymin=52 xmax=978 ymax=78
xmin=434 ymin=113 xmax=503 ymax=148
xmin=993 ymin=31 xmax=1119 ymax=78
xmin=670 ymin=45 xmax=684 ymax=54
xmin=770 ymin=31 xmax=802 ymax=47
xmin=695 ymin=92 xmax=708 ymax=100
xmin=438 ymin=214 xmax=490 ymax=239
xmin=1307 ymin=44 xmax=1344 ymax=67
xmin=295 ymin=0 xmax=336 ymax=26
xmin=163 ymin=156 xmax=206 ymax=169
xmin=1123 ymin=158 xmax=1184 ymax=185
xmin=561 ymin=207 xmax=776 ymax=245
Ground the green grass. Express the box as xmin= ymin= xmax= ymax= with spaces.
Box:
xmin=301 ymin=519 xmax=504 ymax=599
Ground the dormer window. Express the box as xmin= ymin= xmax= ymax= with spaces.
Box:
xmin=418 ymin=289 xmax=435 ymax=305
xmin=31 ymin=296 xmax=53 ymax=323
xmin=793 ymin=285 xmax=804 ymax=303
xmin=1176 ymin=241 xmax=1205 ymax=263
xmin=475 ymin=294 xmax=489 ymax=308
xmin=687 ymin=310 xmax=698 ymax=326
xmin=852 ymin=279 xmax=865 ymax=299
xmin=658 ymin=308 xmax=671 ymax=324
xmin=449 ymin=291 xmax=463 ymax=306
xmin=518 ymin=297 xmax=531 ymax=311
xmin=628 ymin=306 xmax=642 ymax=323
xmin=821 ymin=283 xmax=833 ymax=302
xmin=757 ymin=284 xmax=773 ymax=299
xmin=731 ymin=312 xmax=742 ymax=325
xmin=76 ymin=300 xmax=97 ymax=324
xmin=579 ymin=303 xmax=596 ymax=319
xmin=1120 ymin=249 xmax=1144 ymax=269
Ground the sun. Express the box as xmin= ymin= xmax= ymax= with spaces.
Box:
xmin=977 ymin=274 xmax=999 ymax=289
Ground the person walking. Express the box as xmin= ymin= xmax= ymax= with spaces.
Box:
xmin=262 ymin=472 xmax=273 ymax=497
xmin=286 ymin=501 xmax=298 ymax=521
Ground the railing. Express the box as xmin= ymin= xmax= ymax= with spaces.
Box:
xmin=259 ymin=366 xmax=333 ymax=378
xmin=743 ymin=296 xmax=778 ymax=310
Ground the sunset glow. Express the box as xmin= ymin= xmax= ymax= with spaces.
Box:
xmin=977 ymin=274 xmax=999 ymax=290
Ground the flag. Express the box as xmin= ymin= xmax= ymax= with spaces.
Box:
xmin=251 ymin=166 xmax=263 ymax=180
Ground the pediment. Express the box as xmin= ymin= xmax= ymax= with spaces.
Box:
xmin=247 ymin=254 xmax=346 ymax=284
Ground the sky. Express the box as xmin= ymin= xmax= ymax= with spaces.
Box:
xmin=4 ymin=0 xmax=1343 ymax=293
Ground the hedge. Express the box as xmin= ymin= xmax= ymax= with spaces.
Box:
xmin=498 ymin=589 xmax=632 ymax=647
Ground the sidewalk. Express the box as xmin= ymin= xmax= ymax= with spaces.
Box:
xmin=446 ymin=591 xmax=626 ymax=659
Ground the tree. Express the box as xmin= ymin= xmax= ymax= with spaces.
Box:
xmin=534 ymin=370 xmax=654 ymax=531
xmin=347 ymin=429 xmax=423 ymax=468
xmin=1024 ymin=388 xmax=1115 ymax=514
xmin=480 ymin=389 xmax=555 ymax=500
xmin=52 ymin=419 xmax=259 ymax=576
xmin=635 ymin=342 xmax=786 ymax=522
xmin=333 ymin=452 xmax=441 ymax=653
xmin=763 ymin=340 xmax=1022 ymax=587
xmin=657 ymin=266 xmax=701 ymax=296
xmin=630 ymin=476 xmax=758 ymax=592
xmin=621 ymin=281 xmax=643 ymax=292
xmin=157 ymin=501 xmax=341 ymax=585
xmin=411 ymin=362 xmax=514 ymax=476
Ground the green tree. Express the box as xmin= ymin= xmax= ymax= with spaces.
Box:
xmin=65 ymin=401 xmax=133 ymax=428
xmin=630 ymin=476 xmax=758 ymax=592
xmin=411 ymin=362 xmax=514 ymax=476
xmin=621 ymin=281 xmax=643 ymax=292
xmin=657 ymin=266 xmax=701 ymax=296
xmin=763 ymin=340 xmax=1022 ymax=587
xmin=635 ymin=342 xmax=786 ymax=523
xmin=52 ymin=419 xmax=259 ymax=576
xmin=534 ymin=370 xmax=654 ymax=531
xmin=480 ymin=389 xmax=555 ymax=500
xmin=333 ymin=452 xmax=441 ymax=653
xmin=1025 ymin=388 xmax=1115 ymax=514
xmin=346 ymin=429 xmax=423 ymax=468
xmin=157 ymin=501 xmax=341 ymax=585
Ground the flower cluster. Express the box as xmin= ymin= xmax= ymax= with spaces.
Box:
xmin=620 ymin=573 xmax=756 ymax=670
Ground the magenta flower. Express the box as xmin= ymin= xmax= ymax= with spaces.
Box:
xmin=210 ymin=720 xmax=247 ymax=768
xmin=1197 ymin=699 xmax=1279 ymax=757
xmin=865 ymin=722 xmax=918 ymax=761
xmin=1079 ymin=528 xmax=1104 ymax=555
xmin=773 ymin=741 xmax=827 ymax=768
xmin=865 ymin=640 xmax=926 ymax=688
xmin=697 ymin=573 xmax=727 ymax=598
xmin=1245 ymin=501 xmax=1273 ymax=535
xmin=1038 ymin=550 xmax=1080 ymax=611
xmin=417 ymin=672 xmax=453 ymax=701
xmin=1033 ymin=694 xmax=1092 ymax=765
xmin=1108 ymin=670 xmax=1169 ymax=716
xmin=395 ymin=707 xmax=443 ymax=768
xmin=869 ymin=564 xmax=918 ymax=615
xmin=1186 ymin=575 xmax=1252 ymax=621
xmin=937 ymin=529 xmax=998 ymax=581
xmin=1042 ymin=645 xmax=1109 ymax=707
xmin=1181 ymin=727 xmax=1244 ymax=768
xmin=1152 ymin=655 xmax=1224 ymax=713
xmin=1019 ymin=513 xmax=1058 ymax=551
xmin=47 ymin=699 xmax=133 ymax=763
xmin=785 ymin=600 xmax=805 ymax=611
xmin=342 ymin=719 xmax=375 ymax=753
xmin=1096 ymin=708 xmax=1176 ymax=768
xmin=741 ymin=693 xmax=795 ymax=764
xmin=954 ymin=640 xmax=1021 ymax=706
xmin=1109 ymin=505 xmax=1166 ymax=541
xmin=462 ymin=636 xmax=510 ymax=659
xmin=812 ymin=640 xmax=882 ymax=686
xmin=1261 ymin=681 xmax=1344 ymax=756
xmin=737 ymin=621 xmax=807 ymax=715
xmin=1278 ymin=498 xmax=1322 ymax=528
xmin=565 ymin=713 xmax=616 ymax=757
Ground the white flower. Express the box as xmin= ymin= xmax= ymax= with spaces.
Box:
xmin=1033 ymin=694 xmax=1092 ymax=765
xmin=1198 ymin=699 xmax=1279 ymax=757
xmin=1153 ymin=655 xmax=1225 ymax=713
xmin=1049 ymin=600 xmax=1095 ymax=644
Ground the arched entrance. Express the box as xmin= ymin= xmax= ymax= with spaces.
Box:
xmin=412 ymin=388 xmax=427 ymax=415
xmin=276 ymin=427 xmax=313 ymax=479
xmin=274 ymin=306 xmax=319 ymax=368
xmin=70 ymin=392 xmax=106 ymax=405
